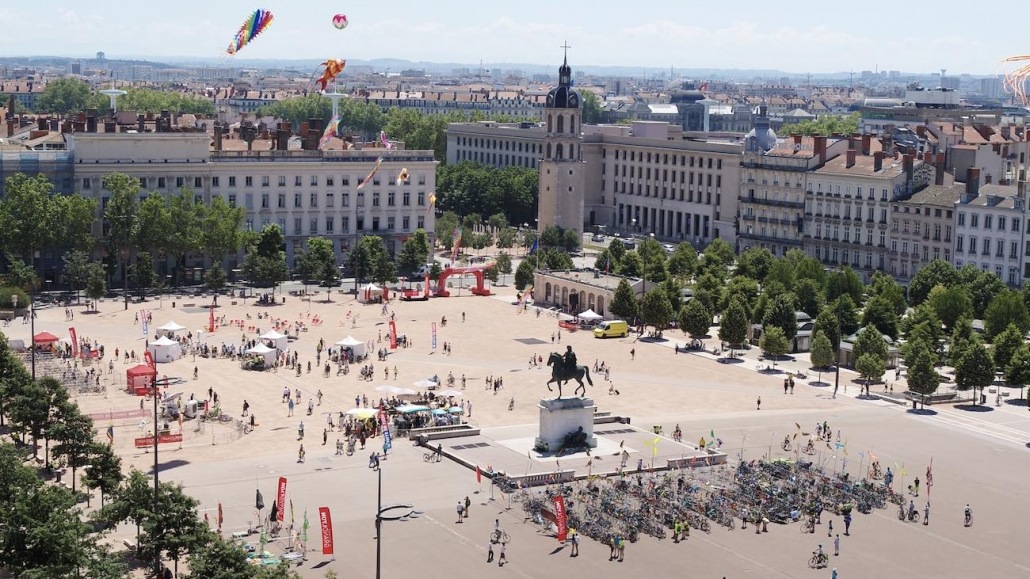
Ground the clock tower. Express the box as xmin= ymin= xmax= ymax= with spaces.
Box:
xmin=537 ymin=44 xmax=586 ymax=237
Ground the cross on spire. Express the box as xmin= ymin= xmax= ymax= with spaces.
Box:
xmin=560 ymin=41 xmax=571 ymax=62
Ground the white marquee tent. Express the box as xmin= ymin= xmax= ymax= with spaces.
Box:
xmin=246 ymin=342 xmax=277 ymax=365
xmin=259 ymin=329 xmax=288 ymax=351
xmin=335 ymin=335 xmax=366 ymax=357
xmin=148 ymin=335 xmax=182 ymax=363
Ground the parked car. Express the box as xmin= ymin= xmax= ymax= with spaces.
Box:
xmin=591 ymin=233 xmax=606 ymax=242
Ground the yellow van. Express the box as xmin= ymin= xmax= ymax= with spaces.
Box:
xmin=593 ymin=320 xmax=629 ymax=339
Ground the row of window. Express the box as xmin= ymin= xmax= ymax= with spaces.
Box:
xmin=954 ymin=236 xmax=1021 ymax=260
xmin=456 ymin=150 xmax=538 ymax=169
xmin=455 ymin=137 xmax=542 ymax=154
xmin=953 ymin=261 xmax=1020 ymax=286
xmin=606 ymin=165 xmax=723 ymax=189
xmin=83 ymin=173 xmax=426 ymax=191
xmin=253 ymin=191 xmax=428 ymax=210
xmin=604 ymin=148 xmax=724 ymax=170
xmin=612 ymin=180 xmax=717 ymax=204
xmin=956 ymin=211 xmax=1022 ymax=232
xmin=811 ymin=183 xmax=890 ymax=201
xmin=251 ymin=215 xmax=426 ymax=236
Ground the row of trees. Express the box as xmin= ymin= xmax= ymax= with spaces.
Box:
xmin=23 ymin=78 xmax=214 ymax=115
xmin=435 ymin=162 xmax=539 ymax=226
xmin=0 ymin=334 xmax=307 ymax=577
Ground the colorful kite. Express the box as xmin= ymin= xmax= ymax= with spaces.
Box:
xmin=315 ymin=59 xmax=346 ymax=92
xmin=450 ymin=226 xmax=462 ymax=262
xmin=319 ymin=115 xmax=339 ymax=149
xmin=380 ymin=130 xmax=394 ymax=150
xmin=1001 ymin=55 xmax=1030 ymax=106
xmin=332 ymin=14 xmax=349 ymax=29
xmin=427 ymin=192 xmax=437 ymax=211
xmin=356 ymin=157 xmax=383 ymax=190
xmin=395 ymin=168 xmax=409 ymax=186
xmin=226 ymin=9 xmax=274 ymax=55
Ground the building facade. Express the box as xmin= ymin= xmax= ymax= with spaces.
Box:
xmin=537 ymin=53 xmax=586 ymax=235
xmin=889 ymin=183 xmax=960 ymax=284
xmin=445 ymin=121 xmax=544 ymax=169
xmin=953 ymin=172 xmax=1027 ymax=287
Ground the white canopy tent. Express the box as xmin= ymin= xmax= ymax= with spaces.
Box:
xmin=148 ymin=335 xmax=182 ymax=363
xmin=577 ymin=309 xmax=602 ymax=321
xmin=359 ymin=283 xmax=383 ymax=304
xmin=259 ymin=329 xmax=288 ymax=351
xmin=335 ymin=335 xmax=366 ymax=358
xmin=157 ymin=321 xmax=186 ymax=333
xmin=245 ymin=343 xmax=277 ymax=365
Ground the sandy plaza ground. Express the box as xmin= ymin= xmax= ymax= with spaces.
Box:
xmin=7 ymin=280 xmax=1030 ymax=578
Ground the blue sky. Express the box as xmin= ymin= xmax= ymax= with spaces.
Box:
xmin=0 ymin=1 xmax=1024 ymax=74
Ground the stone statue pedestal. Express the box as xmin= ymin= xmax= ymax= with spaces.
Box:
xmin=535 ymin=397 xmax=596 ymax=453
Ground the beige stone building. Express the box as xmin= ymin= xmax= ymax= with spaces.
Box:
xmin=533 ymin=270 xmax=644 ymax=319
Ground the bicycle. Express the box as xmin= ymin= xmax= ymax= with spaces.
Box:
xmin=800 ymin=518 xmax=815 ymax=534
xmin=490 ymin=529 xmax=511 ymax=544
xmin=781 ymin=438 xmax=792 ymax=452
xmin=808 ymin=552 xmax=829 ymax=569
xmin=423 ymin=451 xmax=442 ymax=463
xmin=964 ymin=509 xmax=973 ymax=527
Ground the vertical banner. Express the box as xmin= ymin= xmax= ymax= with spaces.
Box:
xmin=552 ymin=495 xmax=568 ymax=542
xmin=318 ymin=507 xmax=334 ymax=556
xmin=142 ymin=321 xmax=149 ymax=337
xmin=209 ymin=305 xmax=215 ymax=333
xmin=276 ymin=477 xmax=288 ymax=523
xmin=144 ymin=350 xmax=156 ymax=369
xmin=217 ymin=502 xmax=223 ymax=532
xmin=378 ymin=406 xmax=392 ymax=451
xmin=476 ymin=465 xmax=482 ymax=483
xmin=69 ymin=327 xmax=79 ymax=358
xmin=388 ymin=320 xmax=398 ymax=350
xmin=431 ymin=322 xmax=438 ymax=350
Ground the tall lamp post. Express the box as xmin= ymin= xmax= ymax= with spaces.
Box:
xmin=369 ymin=456 xmax=418 ymax=579
xmin=150 ymin=372 xmax=171 ymax=577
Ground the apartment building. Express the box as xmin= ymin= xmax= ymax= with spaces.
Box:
xmin=889 ymin=182 xmax=960 ymax=284
xmin=953 ymin=170 xmax=1027 ymax=287
xmin=445 ymin=121 xmax=545 ymax=169
xmin=67 ymin=125 xmax=436 ymax=281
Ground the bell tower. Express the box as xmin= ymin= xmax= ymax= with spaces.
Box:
xmin=537 ymin=42 xmax=586 ymax=236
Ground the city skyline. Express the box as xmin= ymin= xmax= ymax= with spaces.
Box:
xmin=0 ymin=1 xmax=1026 ymax=76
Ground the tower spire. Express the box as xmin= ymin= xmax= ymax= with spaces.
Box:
xmin=561 ymin=40 xmax=571 ymax=65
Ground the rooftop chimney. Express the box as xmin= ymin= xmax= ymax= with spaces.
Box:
xmin=103 ymin=120 xmax=116 ymax=133
xmin=85 ymin=108 xmax=98 ymax=133
xmin=846 ymin=149 xmax=856 ymax=168
xmin=5 ymin=122 xmax=13 ymax=138
xmin=276 ymin=121 xmax=292 ymax=151
xmin=37 ymin=117 xmax=46 ymax=131
xmin=49 ymin=118 xmax=58 ymax=132
xmin=213 ymin=121 xmax=223 ymax=151
xmin=861 ymin=134 xmax=871 ymax=156
xmin=813 ymin=135 xmax=827 ymax=164
xmin=874 ymin=151 xmax=884 ymax=172
xmin=935 ymin=153 xmax=946 ymax=186
xmin=137 ymin=114 xmax=145 ymax=133
xmin=916 ymin=125 xmax=926 ymax=138
xmin=966 ymin=168 xmax=981 ymax=197
xmin=923 ymin=151 xmax=933 ymax=164
xmin=792 ymin=134 xmax=802 ymax=146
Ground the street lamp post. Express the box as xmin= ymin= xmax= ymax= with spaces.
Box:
xmin=369 ymin=456 xmax=418 ymax=579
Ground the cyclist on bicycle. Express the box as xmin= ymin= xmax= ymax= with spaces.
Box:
xmin=436 ymin=444 xmax=443 ymax=459
xmin=814 ymin=544 xmax=826 ymax=566
xmin=907 ymin=499 xmax=916 ymax=521
xmin=782 ymin=435 xmax=791 ymax=449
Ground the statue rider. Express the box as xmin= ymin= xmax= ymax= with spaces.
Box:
xmin=563 ymin=346 xmax=577 ymax=377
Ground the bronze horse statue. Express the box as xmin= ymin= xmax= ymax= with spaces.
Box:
xmin=546 ymin=352 xmax=593 ymax=398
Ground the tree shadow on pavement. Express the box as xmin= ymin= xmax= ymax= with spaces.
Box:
xmin=954 ymin=404 xmax=993 ymax=413
xmin=906 ymin=407 xmax=938 ymax=415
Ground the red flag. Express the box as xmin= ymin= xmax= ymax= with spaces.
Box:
xmin=318 ymin=507 xmax=334 ymax=555
xmin=144 ymin=350 xmax=156 ymax=369
xmin=209 ymin=305 xmax=215 ymax=333
xmin=552 ymin=495 xmax=568 ymax=542
xmin=69 ymin=327 xmax=79 ymax=358
xmin=388 ymin=320 xmax=398 ymax=350
xmin=476 ymin=465 xmax=482 ymax=483
xmin=276 ymin=477 xmax=287 ymax=523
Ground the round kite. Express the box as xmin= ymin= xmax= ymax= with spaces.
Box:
xmin=332 ymin=14 xmax=349 ymax=30
xmin=227 ymin=9 xmax=274 ymax=55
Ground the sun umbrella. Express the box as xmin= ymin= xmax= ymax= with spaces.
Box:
xmin=448 ymin=406 xmax=464 ymax=414
xmin=375 ymin=385 xmax=403 ymax=394
xmin=395 ymin=387 xmax=416 ymax=395
xmin=413 ymin=378 xmax=438 ymax=389
xmin=346 ymin=408 xmax=376 ymax=419
xmin=395 ymin=404 xmax=430 ymax=413
xmin=432 ymin=408 xmax=447 ymax=415
xmin=437 ymin=389 xmax=463 ymax=398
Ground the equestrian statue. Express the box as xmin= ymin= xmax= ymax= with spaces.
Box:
xmin=546 ymin=346 xmax=593 ymax=398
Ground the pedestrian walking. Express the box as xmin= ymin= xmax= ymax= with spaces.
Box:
xmin=834 ymin=534 xmax=840 ymax=556
xmin=914 ymin=477 xmax=921 ymax=496
xmin=464 ymin=496 xmax=471 ymax=519
xmin=317 ymin=389 xmax=323 ymax=405
xmin=923 ymin=501 xmax=930 ymax=525
xmin=487 ymin=541 xmax=494 ymax=563
xmin=570 ymin=529 xmax=579 ymax=556
xmin=498 ymin=542 xmax=507 ymax=566
xmin=832 ymin=568 xmax=838 ymax=579
xmin=288 ymin=398 xmax=295 ymax=416
xmin=242 ymin=400 xmax=249 ymax=417
xmin=828 ymin=519 xmax=833 ymax=537
xmin=784 ymin=378 xmax=789 ymax=394
xmin=298 ymin=421 xmax=304 ymax=440
xmin=323 ymin=428 xmax=328 ymax=445
xmin=756 ymin=395 xmax=762 ymax=410
xmin=456 ymin=501 xmax=464 ymax=523
xmin=630 ymin=348 xmax=635 ymax=360
xmin=298 ymin=444 xmax=305 ymax=463
xmin=843 ymin=512 xmax=852 ymax=535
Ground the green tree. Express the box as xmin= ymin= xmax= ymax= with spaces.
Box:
xmin=130 ymin=251 xmax=157 ymax=300
xmin=103 ymin=172 xmax=141 ymax=307
xmin=721 ymin=275 xmax=761 ymax=313
xmin=809 ymin=331 xmax=835 ymax=384
xmin=165 ymin=190 xmax=205 ymax=285
xmin=98 ymin=469 xmax=151 ymax=548
xmin=0 ymin=174 xmax=62 ymax=275
xmin=794 ymin=278 xmax=824 ymax=319
xmin=736 ymin=247 xmax=774 ymax=281
xmin=906 ymin=345 xmax=941 ymax=406
xmin=188 ymin=534 xmax=258 ymax=579
xmin=679 ymin=300 xmax=712 ymax=339
xmin=118 ymin=87 xmax=216 ymax=115
xmin=62 ymin=249 xmax=92 ymax=304
xmin=666 ymin=242 xmax=697 ymax=280
xmin=825 ymin=266 xmax=864 ymax=305
xmin=902 ymin=303 xmax=943 ymax=344
xmin=140 ymin=481 xmax=210 ymax=577
xmin=2 ymin=255 xmax=39 ymax=291
xmin=495 ymin=251 xmax=512 ymax=284
xmin=513 ymin=260 xmax=534 ymax=291
xmin=814 ymin=308 xmax=842 ymax=351
xmin=955 ymin=341 xmax=995 ymax=405
xmin=617 ymin=252 xmax=644 ymax=278
xmin=204 ymin=265 xmax=227 ymax=294
xmin=703 ymin=238 xmax=736 ymax=267
xmin=719 ymin=297 xmax=750 ymax=355
xmin=984 ymin=290 xmax=1030 ymax=340
xmin=201 ymin=195 xmax=246 ymax=264
xmin=540 ymin=225 xmax=563 ymax=249
xmin=397 ymin=229 xmax=432 ymax=273
xmin=85 ymin=262 xmax=107 ymax=307
xmin=80 ymin=441 xmax=123 ymax=507
xmin=928 ymin=284 xmax=972 ymax=332
xmin=297 ymin=237 xmax=339 ymax=301
xmin=639 ymin=288 xmax=674 ymax=333
xmin=788 ymin=112 xmax=860 ymax=136
xmin=241 ymin=224 xmax=290 ymax=289
xmin=853 ymin=324 xmax=889 ymax=364
xmin=759 ymin=326 xmax=790 ymax=364
xmin=607 ymin=237 xmax=627 ymax=265
xmin=908 ymin=259 xmax=959 ymax=306
xmin=1005 ymin=345 xmax=1030 ymax=399
xmin=949 ymin=315 xmax=978 ymax=367
xmin=496 ymin=227 xmax=517 ymax=249
xmin=8 ymin=378 xmax=63 ymax=460
xmin=434 ymin=211 xmax=459 ymax=251
xmin=581 ymin=90 xmax=602 ymax=124
xmin=962 ymin=265 xmax=1007 ymax=319
xmin=991 ymin=323 xmax=1024 ymax=374
xmin=48 ymin=404 xmax=95 ymax=494
xmin=861 ymin=295 xmax=900 ymax=340
xmin=868 ymin=271 xmax=907 ymax=315
xmin=763 ymin=292 xmax=799 ymax=344
xmin=855 ymin=353 xmax=886 ymax=383
xmin=831 ymin=295 xmax=860 ymax=336
xmin=257 ymin=93 xmax=333 ymax=131
xmin=609 ymin=279 xmax=638 ymax=321
xmin=435 ymin=163 xmax=538 ymax=224
xmin=764 ymin=258 xmax=796 ymax=292
xmin=35 ymin=78 xmax=103 ymax=113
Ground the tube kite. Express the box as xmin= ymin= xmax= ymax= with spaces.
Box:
xmin=356 ymin=157 xmax=384 ymax=190
xmin=380 ymin=130 xmax=394 ymax=150
xmin=1001 ymin=55 xmax=1030 ymax=106
xmin=319 ymin=115 xmax=339 ymax=149
xmin=427 ymin=192 xmax=437 ymax=212
xmin=226 ymin=9 xmax=274 ymax=55
xmin=395 ymin=168 xmax=409 ymax=186
xmin=315 ymin=59 xmax=347 ymax=92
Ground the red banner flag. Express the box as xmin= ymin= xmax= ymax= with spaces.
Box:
xmin=209 ymin=305 xmax=215 ymax=333
xmin=276 ymin=477 xmax=287 ymax=523
xmin=552 ymin=495 xmax=568 ymax=542
xmin=318 ymin=507 xmax=334 ymax=555
xmin=388 ymin=320 xmax=398 ymax=350
xmin=476 ymin=464 xmax=482 ymax=483
xmin=69 ymin=327 xmax=79 ymax=358
xmin=144 ymin=350 xmax=156 ymax=369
